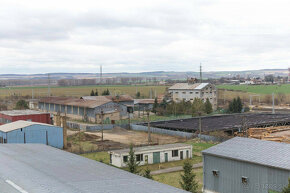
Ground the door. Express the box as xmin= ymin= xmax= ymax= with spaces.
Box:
xmin=180 ymin=151 xmax=183 ymax=160
xmin=153 ymin=152 xmax=160 ymax=164
xmin=186 ymin=150 xmax=189 ymax=158
xmin=165 ymin=153 xmax=168 ymax=162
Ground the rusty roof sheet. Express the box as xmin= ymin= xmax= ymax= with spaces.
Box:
xmin=40 ymin=97 xmax=111 ymax=108
xmin=106 ymin=95 xmax=134 ymax=102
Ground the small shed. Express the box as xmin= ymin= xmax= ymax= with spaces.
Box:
xmin=0 ymin=120 xmax=63 ymax=149
xmin=109 ymin=143 xmax=192 ymax=167
xmin=202 ymin=137 xmax=290 ymax=193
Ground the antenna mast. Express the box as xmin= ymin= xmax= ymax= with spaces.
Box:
xmin=100 ymin=65 xmax=103 ymax=84
xmin=48 ymin=73 xmax=51 ymax=97
xmin=200 ymin=63 xmax=202 ymax=83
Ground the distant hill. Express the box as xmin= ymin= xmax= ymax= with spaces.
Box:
xmin=0 ymin=69 xmax=288 ymax=80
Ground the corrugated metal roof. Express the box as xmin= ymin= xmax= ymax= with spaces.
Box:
xmin=0 ymin=144 xmax=187 ymax=193
xmin=0 ymin=110 xmax=48 ymax=116
xmin=134 ymin=99 xmax=155 ymax=104
xmin=82 ymin=95 xmax=134 ymax=102
xmin=169 ymin=83 xmax=210 ymax=90
xmin=202 ymin=137 xmax=290 ymax=170
xmin=40 ymin=97 xmax=111 ymax=108
xmin=110 ymin=143 xmax=192 ymax=155
xmin=194 ymin=83 xmax=209 ymax=90
xmin=0 ymin=120 xmax=55 ymax=133
xmin=169 ymin=83 xmax=201 ymax=90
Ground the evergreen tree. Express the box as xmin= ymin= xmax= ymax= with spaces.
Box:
xmin=282 ymin=178 xmax=290 ymax=193
xmin=236 ymin=97 xmax=243 ymax=113
xmin=142 ymin=167 xmax=153 ymax=180
xmin=102 ymin=89 xmax=110 ymax=96
xmin=136 ymin=91 xmax=141 ymax=99
xmin=95 ymin=89 xmax=99 ymax=96
xmin=90 ymin=90 xmax=95 ymax=96
xmin=152 ymin=97 xmax=158 ymax=114
xmin=127 ymin=144 xmax=139 ymax=174
xmin=179 ymin=159 xmax=198 ymax=193
xmin=15 ymin=100 xmax=29 ymax=110
xmin=228 ymin=97 xmax=243 ymax=113
xmin=192 ymin=98 xmax=205 ymax=116
xmin=204 ymin=98 xmax=213 ymax=114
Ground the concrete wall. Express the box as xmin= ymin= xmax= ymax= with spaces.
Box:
xmin=131 ymin=124 xmax=194 ymax=138
xmin=0 ymin=125 xmax=63 ymax=149
xmin=203 ymin=154 xmax=290 ymax=193
xmin=111 ymin=146 xmax=192 ymax=167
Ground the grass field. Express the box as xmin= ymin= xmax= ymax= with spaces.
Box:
xmin=81 ymin=139 xmax=216 ymax=192
xmin=0 ymin=85 xmax=167 ymax=99
xmin=217 ymin=84 xmax=290 ymax=94
xmin=154 ymin=168 xmax=203 ymax=193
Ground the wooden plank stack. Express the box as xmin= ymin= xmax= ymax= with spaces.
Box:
xmin=247 ymin=126 xmax=290 ymax=143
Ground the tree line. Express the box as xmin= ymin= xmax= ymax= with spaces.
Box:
xmin=153 ymin=98 xmax=213 ymax=117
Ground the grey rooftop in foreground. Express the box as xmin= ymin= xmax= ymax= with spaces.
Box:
xmin=110 ymin=143 xmax=192 ymax=155
xmin=0 ymin=144 xmax=187 ymax=193
xmin=202 ymin=137 xmax=290 ymax=170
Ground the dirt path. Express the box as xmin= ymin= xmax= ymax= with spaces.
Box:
xmin=151 ymin=162 xmax=203 ymax=175
xmin=85 ymin=127 xmax=184 ymax=146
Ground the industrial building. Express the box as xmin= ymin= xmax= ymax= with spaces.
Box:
xmin=202 ymin=137 xmax=290 ymax=193
xmin=168 ymin=82 xmax=217 ymax=110
xmin=38 ymin=96 xmax=129 ymax=123
xmin=0 ymin=144 xmax=187 ymax=193
xmin=0 ymin=121 xmax=63 ymax=148
xmin=109 ymin=143 xmax=192 ymax=167
xmin=0 ymin=109 xmax=50 ymax=125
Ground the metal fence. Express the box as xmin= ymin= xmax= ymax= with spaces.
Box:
xmin=130 ymin=124 xmax=194 ymax=138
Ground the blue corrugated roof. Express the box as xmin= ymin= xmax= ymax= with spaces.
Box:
xmin=202 ymin=137 xmax=290 ymax=170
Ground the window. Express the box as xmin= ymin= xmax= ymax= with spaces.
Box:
xmin=182 ymin=92 xmax=186 ymax=94
xmin=189 ymin=92 xmax=193 ymax=94
xmin=195 ymin=92 xmax=199 ymax=94
xmin=212 ymin=170 xmax=219 ymax=177
xmin=242 ymin=176 xmax=248 ymax=184
xmin=123 ymin=156 xmax=128 ymax=163
xmin=175 ymin=92 xmax=179 ymax=94
xmin=136 ymin=154 xmax=143 ymax=162
xmin=172 ymin=150 xmax=179 ymax=157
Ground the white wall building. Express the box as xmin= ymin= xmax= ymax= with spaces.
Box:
xmin=109 ymin=143 xmax=192 ymax=167
xmin=168 ymin=83 xmax=217 ymax=110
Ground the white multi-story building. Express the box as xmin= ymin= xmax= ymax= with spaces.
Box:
xmin=168 ymin=83 xmax=217 ymax=110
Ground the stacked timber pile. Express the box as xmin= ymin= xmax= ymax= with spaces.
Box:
xmin=248 ymin=126 xmax=290 ymax=143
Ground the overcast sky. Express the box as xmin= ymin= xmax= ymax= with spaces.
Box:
xmin=0 ymin=0 xmax=289 ymax=74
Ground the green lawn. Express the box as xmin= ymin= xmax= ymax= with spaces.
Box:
xmin=81 ymin=139 xmax=216 ymax=171
xmin=82 ymin=151 xmax=110 ymax=164
xmin=154 ymin=168 xmax=203 ymax=193
xmin=217 ymin=84 xmax=290 ymax=94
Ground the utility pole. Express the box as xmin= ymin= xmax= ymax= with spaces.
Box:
xmin=147 ymin=111 xmax=151 ymax=143
xmin=272 ymin=93 xmax=275 ymax=114
xmin=198 ymin=112 xmax=202 ymax=138
xmin=200 ymin=63 xmax=202 ymax=83
xmin=100 ymin=65 xmax=103 ymax=84
xmin=47 ymin=73 xmax=51 ymax=97
xmin=101 ymin=109 xmax=104 ymax=141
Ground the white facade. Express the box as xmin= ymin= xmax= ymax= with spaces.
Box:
xmin=169 ymin=83 xmax=217 ymax=110
xmin=109 ymin=143 xmax=192 ymax=168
